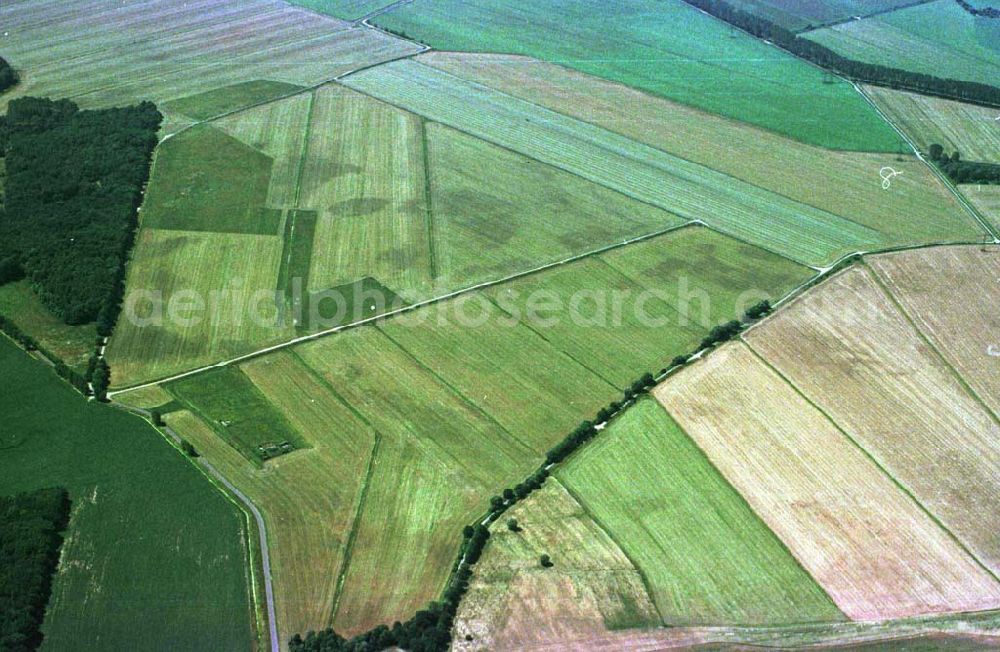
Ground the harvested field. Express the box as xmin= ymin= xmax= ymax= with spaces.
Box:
xmin=298 ymin=85 xmax=433 ymax=300
xmin=376 ymin=299 xmax=618 ymax=453
xmin=745 ymin=265 xmax=1000 ymax=577
xmin=163 ymin=80 xmax=305 ymax=121
xmin=345 ymin=60 xmax=883 ymax=266
xmin=105 ymin=228 xmax=292 ymax=387
xmin=288 ymin=0 xmax=397 ymax=20
xmin=215 ymin=93 xmax=314 ymax=209
xmin=419 ymin=53 xmax=976 ymax=245
xmin=655 ymin=343 xmax=1000 ymax=620
xmin=481 ymin=226 xmax=811 ymax=388
xmin=160 ymin=350 xmax=377 ymax=640
xmin=867 ymin=245 xmax=1000 ymax=419
xmin=0 ymin=0 xmax=421 ymax=115
xmin=373 ymin=0 xmax=901 ymax=150
xmin=427 ymin=123 xmax=683 ymax=292
xmin=964 ymin=186 xmax=1000 ymax=233
xmin=864 ymin=85 xmax=1000 ymax=162
xmin=560 ymin=399 xmax=842 ymax=625
xmin=452 ymin=480 xmax=661 ymax=651
xmin=803 ymin=1 xmax=1000 ymax=86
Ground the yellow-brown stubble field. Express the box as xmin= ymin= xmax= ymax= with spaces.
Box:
xmin=866 ymin=246 xmax=1000 ymax=416
xmin=654 ymin=343 xmax=1000 ymax=620
xmin=744 ymin=265 xmax=1000 ymax=577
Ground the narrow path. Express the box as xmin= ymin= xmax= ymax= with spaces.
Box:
xmin=798 ymin=0 xmax=940 ymax=33
xmin=353 ymin=0 xmax=419 ymax=26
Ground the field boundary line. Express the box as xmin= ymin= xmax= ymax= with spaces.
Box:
xmin=482 ymin=294 xmax=622 ymax=391
xmin=657 ymin=400 xmax=847 ymax=619
xmin=798 ymin=0 xmax=941 ymax=33
xmin=110 ymin=401 xmax=279 ymax=652
xmin=373 ymin=324 xmax=539 ymax=459
xmin=863 ymin=259 xmax=1000 ymax=428
xmin=328 ymin=432 xmax=381 ymax=624
xmin=419 ymin=118 xmax=439 ymax=279
xmin=742 ymin=336 xmax=1000 ymax=587
xmin=555 ymin=476 xmax=667 ymax=625
xmin=853 ymin=84 xmax=999 ymax=241
xmin=107 ymin=221 xmax=699 ymax=396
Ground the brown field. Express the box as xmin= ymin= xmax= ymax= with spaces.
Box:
xmin=745 ymin=265 xmax=1000 ymax=577
xmin=654 ymin=343 xmax=1000 ymax=620
xmin=0 ymin=0 xmax=421 ymax=116
xmin=452 ymin=480 xmax=660 ymax=651
xmin=866 ymin=246 xmax=1000 ymax=417
xmin=163 ymin=350 xmax=375 ymax=642
xmin=864 ymin=85 xmax=1000 ymax=162
xmin=417 ymin=52 xmax=975 ymax=244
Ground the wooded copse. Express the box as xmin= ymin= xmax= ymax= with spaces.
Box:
xmin=0 ymin=97 xmax=161 ymax=329
xmin=0 ymin=487 xmax=71 ymax=652
xmin=928 ymin=144 xmax=1000 ymax=184
xmin=0 ymin=57 xmax=16 ymax=94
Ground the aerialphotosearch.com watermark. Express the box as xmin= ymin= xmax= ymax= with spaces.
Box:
xmin=119 ymin=275 xmax=799 ymax=333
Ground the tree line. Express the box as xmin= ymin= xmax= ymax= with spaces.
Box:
xmin=289 ymin=300 xmax=775 ymax=651
xmin=955 ymin=0 xmax=1000 ymax=18
xmin=681 ymin=0 xmax=1000 ymax=107
xmin=0 ymin=57 xmax=16 ymax=94
xmin=0 ymin=487 xmax=71 ymax=652
xmin=0 ymin=97 xmax=161 ymax=329
xmin=928 ymin=144 xmax=1000 ymax=183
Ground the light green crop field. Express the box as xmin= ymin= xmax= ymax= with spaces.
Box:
xmin=376 ymin=301 xmax=619 ymax=453
xmin=728 ymin=0 xmax=925 ymax=31
xmin=163 ymin=80 xmax=306 ymax=121
xmin=559 ymin=398 xmax=844 ymax=625
xmin=0 ymin=281 xmax=96 ymax=372
xmin=803 ymin=0 xmax=1000 ymax=86
xmin=166 ymin=366 xmax=307 ymax=464
xmin=482 ymin=226 xmax=812 ymax=388
xmin=427 ymin=123 xmax=684 ymax=289
xmin=372 ymin=0 xmax=901 ymax=150
xmin=298 ymin=85 xmax=434 ymax=300
xmin=0 ymin=0 xmax=421 ymax=114
xmin=344 ymin=60 xmax=885 ymax=266
xmin=419 ymin=53 xmax=979 ymax=246
xmin=0 ymin=338 xmax=254 ymax=650
xmin=142 ymin=126 xmax=278 ymax=235
xmin=105 ymin=227 xmax=292 ymax=388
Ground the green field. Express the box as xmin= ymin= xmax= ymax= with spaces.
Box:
xmin=142 ymin=126 xmax=278 ymax=235
xmin=0 ymin=281 xmax=95 ymax=372
xmin=559 ymin=398 xmax=844 ymax=625
xmin=0 ymin=337 xmax=254 ymax=650
xmin=804 ymin=0 xmax=1000 ymax=86
xmin=287 ymin=0 xmax=398 ymax=20
xmin=483 ymin=226 xmax=812 ymax=388
xmin=729 ymin=0 xmax=926 ymax=31
xmin=344 ymin=60 xmax=885 ymax=266
xmin=372 ymin=0 xmax=901 ymax=150
xmin=164 ymin=80 xmax=306 ymax=121
xmin=427 ymin=123 xmax=684 ymax=289
xmin=166 ymin=366 xmax=307 ymax=464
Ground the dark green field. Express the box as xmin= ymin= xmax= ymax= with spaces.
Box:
xmin=0 ymin=337 xmax=255 ymax=651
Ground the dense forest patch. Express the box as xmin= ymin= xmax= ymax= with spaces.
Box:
xmin=0 ymin=487 xmax=70 ymax=652
xmin=0 ymin=57 xmax=16 ymax=94
xmin=0 ymin=97 xmax=161 ymax=330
